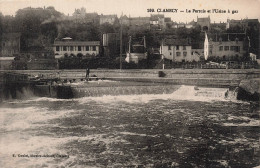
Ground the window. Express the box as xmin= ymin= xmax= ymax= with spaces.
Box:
xmin=56 ymin=46 xmax=60 ymax=51
xmin=86 ymin=46 xmax=89 ymax=51
xmin=183 ymin=52 xmax=187 ymax=56
xmin=219 ymin=46 xmax=223 ymax=51
xmin=170 ymin=52 xmax=172 ymax=55
xmin=63 ymin=46 xmax=67 ymax=51
xmin=183 ymin=46 xmax=186 ymax=50
xmin=70 ymin=46 xmax=74 ymax=51
xmin=168 ymin=45 xmax=171 ymax=50
xmin=234 ymin=46 xmax=240 ymax=52
xmin=176 ymin=45 xmax=179 ymax=50
xmin=176 ymin=52 xmax=181 ymax=56
xmin=93 ymin=46 xmax=96 ymax=51
xmin=78 ymin=46 xmax=81 ymax=51
xmin=224 ymin=46 xmax=229 ymax=51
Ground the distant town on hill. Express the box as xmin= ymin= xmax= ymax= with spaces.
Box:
xmin=0 ymin=7 xmax=259 ymax=70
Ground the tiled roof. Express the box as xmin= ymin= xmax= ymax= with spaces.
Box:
xmin=54 ymin=41 xmax=100 ymax=46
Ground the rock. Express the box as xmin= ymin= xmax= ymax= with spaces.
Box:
xmin=238 ymin=79 xmax=260 ymax=101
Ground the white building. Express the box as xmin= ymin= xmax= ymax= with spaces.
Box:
xmin=53 ymin=39 xmax=100 ymax=59
xmin=161 ymin=38 xmax=200 ymax=62
xmin=204 ymin=33 xmax=209 ymax=60
xmin=209 ymin=40 xmax=246 ymax=59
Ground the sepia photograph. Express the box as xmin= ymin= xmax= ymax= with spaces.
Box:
xmin=0 ymin=0 xmax=259 ymax=167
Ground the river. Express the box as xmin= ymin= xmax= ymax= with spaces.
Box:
xmin=0 ymin=82 xmax=259 ymax=168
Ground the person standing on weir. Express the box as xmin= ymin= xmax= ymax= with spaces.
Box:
xmin=86 ymin=68 xmax=90 ymax=81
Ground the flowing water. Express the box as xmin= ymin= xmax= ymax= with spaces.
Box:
xmin=0 ymin=83 xmax=259 ymax=168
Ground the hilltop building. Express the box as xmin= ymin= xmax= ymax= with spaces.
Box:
xmin=100 ymin=14 xmax=118 ymax=25
xmin=129 ymin=17 xmax=150 ymax=27
xmin=197 ymin=16 xmax=211 ymax=31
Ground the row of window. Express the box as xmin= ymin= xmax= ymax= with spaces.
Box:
xmin=56 ymin=46 xmax=97 ymax=52
xmin=168 ymin=45 xmax=186 ymax=50
xmin=169 ymin=51 xmax=187 ymax=56
xmin=219 ymin=46 xmax=240 ymax=52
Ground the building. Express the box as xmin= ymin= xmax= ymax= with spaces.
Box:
xmin=161 ymin=38 xmax=200 ymax=62
xmin=197 ymin=16 xmax=211 ymax=31
xmin=125 ymin=36 xmax=147 ymax=63
xmin=103 ymin=33 xmax=120 ymax=57
xmin=208 ymin=40 xmax=247 ymax=60
xmin=72 ymin=7 xmax=86 ymax=19
xmin=129 ymin=17 xmax=150 ymax=27
xmin=172 ymin=22 xmax=194 ymax=29
xmin=11 ymin=47 xmax=57 ymax=70
xmin=1 ymin=33 xmax=21 ymax=57
xmin=150 ymin=14 xmax=165 ymax=30
xmin=120 ymin=15 xmax=130 ymax=26
xmin=53 ymin=38 xmax=100 ymax=59
xmin=204 ymin=33 xmax=209 ymax=60
xmin=164 ymin=17 xmax=172 ymax=29
xmin=226 ymin=18 xmax=259 ymax=31
xmin=71 ymin=8 xmax=99 ymax=24
xmin=100 ymin=14 xmax=117 ymax=25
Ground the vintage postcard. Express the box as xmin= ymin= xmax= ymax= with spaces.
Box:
xmin=0 ymin=0 xmax=260 ymax=167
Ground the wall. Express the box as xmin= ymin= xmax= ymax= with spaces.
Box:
xmin=125 ymin=53 xmax=147 ymax=63
xmin=162 ymin=45 xmax=199 ymax=62
xmin=210 ymin=41 xmax=246 ymax=58
xmin=1 ymin=69 xmax=260 ymax=89
xmin=54 ymin=46 xmax=99 ymax=57
xmin=5 ymin=69 xmax=260 ymax=80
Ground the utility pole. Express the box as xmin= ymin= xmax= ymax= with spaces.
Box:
xmin=120 ymin=13 xmax=123 ymax=70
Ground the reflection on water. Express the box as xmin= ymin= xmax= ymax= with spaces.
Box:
xmin=0 ymin=85 xmax=259 ymax=168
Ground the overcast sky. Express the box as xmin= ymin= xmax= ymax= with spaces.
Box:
xmin=0 ymin=0 xmax=260 ymax=22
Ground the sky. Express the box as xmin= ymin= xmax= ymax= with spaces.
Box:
xmin=0 ymin=0 xmax=260 ymax=23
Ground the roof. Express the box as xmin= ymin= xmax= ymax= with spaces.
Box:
xmin=197 ymin=17 xmax=210 ymax=22
xmin=163 ymin=39 xmax=190 ymax=46
xmin=243 ymin=19 xmax=259 ymax=23
xmin=100 ymin=15 xmax=117 ymax=18
xmin=54 ymin=41 xmax=100 ymax=46
xmin=229 ymin=19 xmax=242 ymax=23
xmin=130 ymin=17 xmax=150 ymax=20
xmin=120 ymin=15 xmax=128 ymax=19
xmin=150 ymin=14 xmax=164 ymax=21
xmin=164 ymin=17 xmax=171 ymax=22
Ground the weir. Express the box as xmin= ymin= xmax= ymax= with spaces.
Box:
xmin=0 ymin=69 xmax=259 ymax=101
